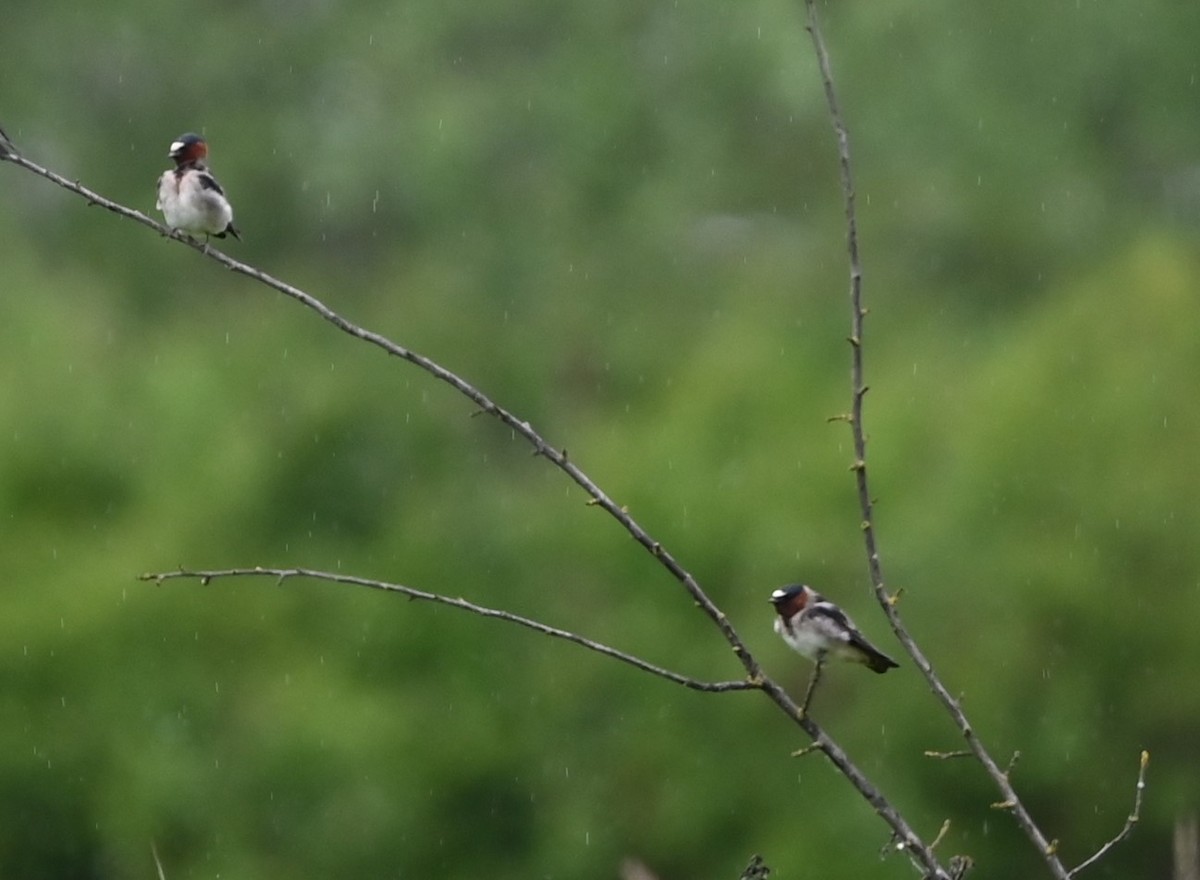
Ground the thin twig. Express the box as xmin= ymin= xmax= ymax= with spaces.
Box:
xmin=141 ymin=567 xmax=756 ymax=694
xmin=1067 ymin=751 xmax=1149 ymax=878
xmin=929 ymin=819 xmax=952 ymax=851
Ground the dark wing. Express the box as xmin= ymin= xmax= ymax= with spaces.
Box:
xmin=809 ymin=600 xmax=898 ymax=673
xmin=807 ymin=600 xmax=858 ymax=644
xmin=196 ymin=170 xmax=227 ymax=197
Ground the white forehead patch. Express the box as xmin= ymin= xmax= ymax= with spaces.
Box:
xmin=770 ymin=588 xmax=789 ymax=600
xmin=169 ymin=140 xmax=185 ymax=153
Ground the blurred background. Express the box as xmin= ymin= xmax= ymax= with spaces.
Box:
xmin=2 ymin=0 xmax=1198 ymax=877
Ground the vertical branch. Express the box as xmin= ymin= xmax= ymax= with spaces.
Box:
xmin=799 ymin=3 xmax=1074 ymax=878
xmin=800 ymin=2 xmax=876 ymax=589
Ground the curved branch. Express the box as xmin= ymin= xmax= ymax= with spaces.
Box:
xmin=140 ymin=566 xmax=757 ymax=694
xmin=143 ymin=563 xmax=950 ymax=876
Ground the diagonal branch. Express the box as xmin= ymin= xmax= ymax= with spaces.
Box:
xmin=3 ymin=149 xmax=180 ymax=238
xmin=140 ymin=566 xmax=758 ymax=694
xmin=1 ymin=136 xmax=755 ymax=675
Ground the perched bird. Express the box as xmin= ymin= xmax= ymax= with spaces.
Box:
xmin=156 ymin=133 xmax=241 ymax=241
xmin=770 ymin=583 xmax=898 ymax=674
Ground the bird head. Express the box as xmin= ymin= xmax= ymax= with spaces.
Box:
xmin=769 ymin=584 xmax=813 ymax=618
xmin=168 ymin=133 xmax=208 ymax=164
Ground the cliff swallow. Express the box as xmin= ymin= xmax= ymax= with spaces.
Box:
xmin=770 ymin=584 xmax=898 ymax=673
xmin=156 ymin=133 xmax=241 ymax=241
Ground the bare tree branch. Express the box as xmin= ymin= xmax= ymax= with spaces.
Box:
xmin=140 ymin=566 xmax=758 ymax=694
xmin=2 ymin=149 xmax=175 ymax=235
xmin=798 ymin=3 xmax=1151 ymax=877
xmin=136 ymin=567 xmax=953 ymax=878
xmin=759 ymin=674 xmax=950 ymax=879
xmin=801 ymin=8 xmax=962 ymax=878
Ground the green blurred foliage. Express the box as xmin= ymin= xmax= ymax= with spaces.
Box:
xmin=2 ymin=0 xmax=1198 ymax=877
